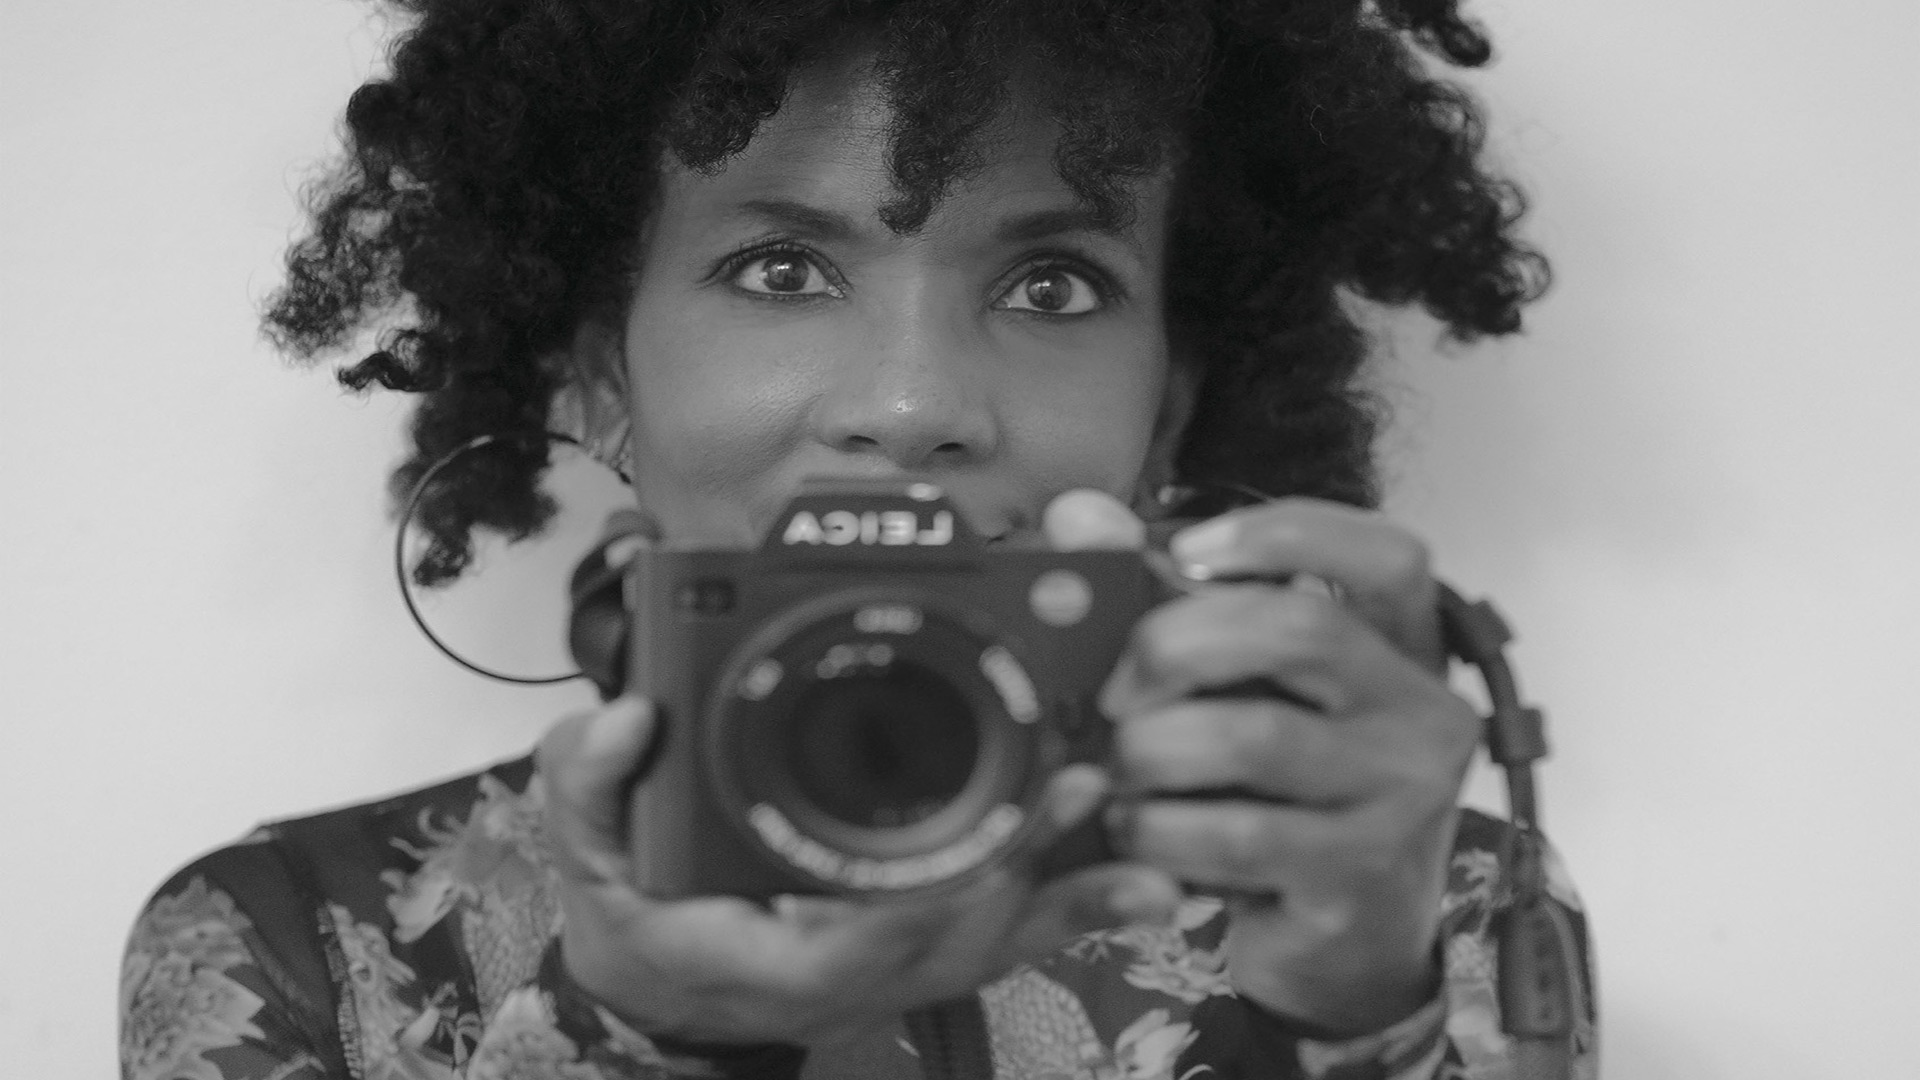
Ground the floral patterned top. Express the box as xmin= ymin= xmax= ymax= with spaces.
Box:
xmin=121 ymin=756 xmax=1596 ymax=1080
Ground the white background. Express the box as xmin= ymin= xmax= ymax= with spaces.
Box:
xmin=3 ymin=0 xmax=1917 ymax=1075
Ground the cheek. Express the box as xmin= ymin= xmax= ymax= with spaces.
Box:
xmin=620 ymin=309 xmax=815 ymax=494
xmin=1004 ymin=346 xmax=1171 ymax=494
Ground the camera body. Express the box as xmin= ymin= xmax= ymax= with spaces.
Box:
xmin=570 ymin=479 xmax=1184 ymax=901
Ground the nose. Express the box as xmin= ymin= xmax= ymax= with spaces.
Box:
xmin=808 ymin=321 xmax=999 ymax=470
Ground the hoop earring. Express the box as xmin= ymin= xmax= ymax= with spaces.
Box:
xmin=394 ymin=429 xmax=627 ymax=685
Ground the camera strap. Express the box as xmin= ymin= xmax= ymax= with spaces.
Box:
xmin=1437 ymin=584 xmax=1584 ymax=1080
xmin=901 ymin=1001 xmax=994 ymax=1080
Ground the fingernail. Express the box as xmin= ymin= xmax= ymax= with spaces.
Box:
xmin=598 ymin=509 xmax=659 ymax=569
xmin=1170 ymin=516 xmax=1237 ymax=567
xmin=1109 ymin=874 xmax=1180 ymax=925
xmin=603 ymin=533 xmax=647 ymax=570
xmin=584 ymin=697 xmax=650 ymax=759
xmin=1044 ymin=489 xmax=1145 ymax=552
xmin=599 ymin=509 xmax=651 ymax=559
xmin=1046 ymin=764 xmax=1110 ymax=828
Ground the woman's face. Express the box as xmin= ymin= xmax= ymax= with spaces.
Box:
xmin=601 ymin=53 xmax=1184 ymax=544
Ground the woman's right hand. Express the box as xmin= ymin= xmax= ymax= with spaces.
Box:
xmin=534 ymin=695 xmax=1183 ymax=1047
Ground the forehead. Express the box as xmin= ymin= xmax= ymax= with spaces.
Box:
xmin=648 ymin=48 xmax=1173 ymax=244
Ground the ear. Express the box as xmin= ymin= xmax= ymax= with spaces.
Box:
xmin=1134 ymin=353 xmax=1201 ymax=519
xmin=548 ymin=315 xmax=632 ymax=472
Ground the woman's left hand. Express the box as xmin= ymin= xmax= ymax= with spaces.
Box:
xmin=1048 ymin=490 xmax=1479 ymax=1037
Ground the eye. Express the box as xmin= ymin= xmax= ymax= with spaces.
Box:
xmin=728 ymin=249 xmax=844 ymax=299
xmin=995 ymin=265 xmax=1104 ymax=316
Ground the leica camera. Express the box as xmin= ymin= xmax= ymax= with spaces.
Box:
xmin=567 ymin=479 xmax=1191 ymax=900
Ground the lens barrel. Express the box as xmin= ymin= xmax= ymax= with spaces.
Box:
xmin=704 ymin=589 xmax=1048 ymax=893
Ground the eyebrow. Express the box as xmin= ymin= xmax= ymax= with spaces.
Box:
xmin=734 ymin=198 xmax=1136 ymax=247
xmin=737 ymin=199 xmax=859 ymax=241
xmin=993 ymin=206 xmax=1130 ymax=245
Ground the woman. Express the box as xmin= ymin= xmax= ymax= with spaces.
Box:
xmin=121 ymin=1 xmax=1594 ymax=1077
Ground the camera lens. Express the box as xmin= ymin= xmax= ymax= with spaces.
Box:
xmin=709 ymin=592 xmax=1052 ymax=892
xmin=783 ymin=660 xmax=979 ymax=829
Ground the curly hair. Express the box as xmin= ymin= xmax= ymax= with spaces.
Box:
xmin=265 ymin=0 xmax=1547 ymax=585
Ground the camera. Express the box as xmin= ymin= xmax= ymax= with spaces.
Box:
xmin=567 ymin=479 xmax=1189 ymax=900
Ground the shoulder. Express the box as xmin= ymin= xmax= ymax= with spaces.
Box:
xmin=124 ymin=755 xmax=547 ymax=1079
xmin=257 ymin=755 xmax=541 ymax=911
xmin=147 ymin=752 xmax=548 ymax=959
xmin=138 ymin=755 xmax=540 ymax=932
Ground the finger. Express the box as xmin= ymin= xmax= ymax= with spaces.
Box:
xmin=1114 ymin=698 xmax=1366 ymax=805
xmin=1006 ymin=861 xmax=1184 ymax=958
xmin=781 ymin=875 xmax=1025 ymax=1006
xmin=628 ymin=889 xmax=972 ymax=1010
xmin=794 ymin=864 xmax=1179 ymax=1005
xmin=536 ymin=695 xmax=658 ymax=881
xmin=1030 ymin=761 xmax=1114 ymax=844
xmin=1043 ymin=488 xmax=1147 ymax=551
xmin=772 ymin=766 xmax=1135 ymax=991
xmin=1119 ymin=798 xmax=1340 ymax=894
xmin=1170 ymin=499 xmax=1444 ymax=669
xmin=578 ymin=892 xmax=863 ymax=1041
xmin=1102 ymin=586 xmax=1410 ymax=717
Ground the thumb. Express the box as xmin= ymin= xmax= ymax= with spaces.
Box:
xmin=1010 ymin=862 xmax=1184 ymax=959
xmin=1043 ymin=489 xmax=1147 ymax=551
xmin=536 ymin=695 xmax=659 ymax=883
